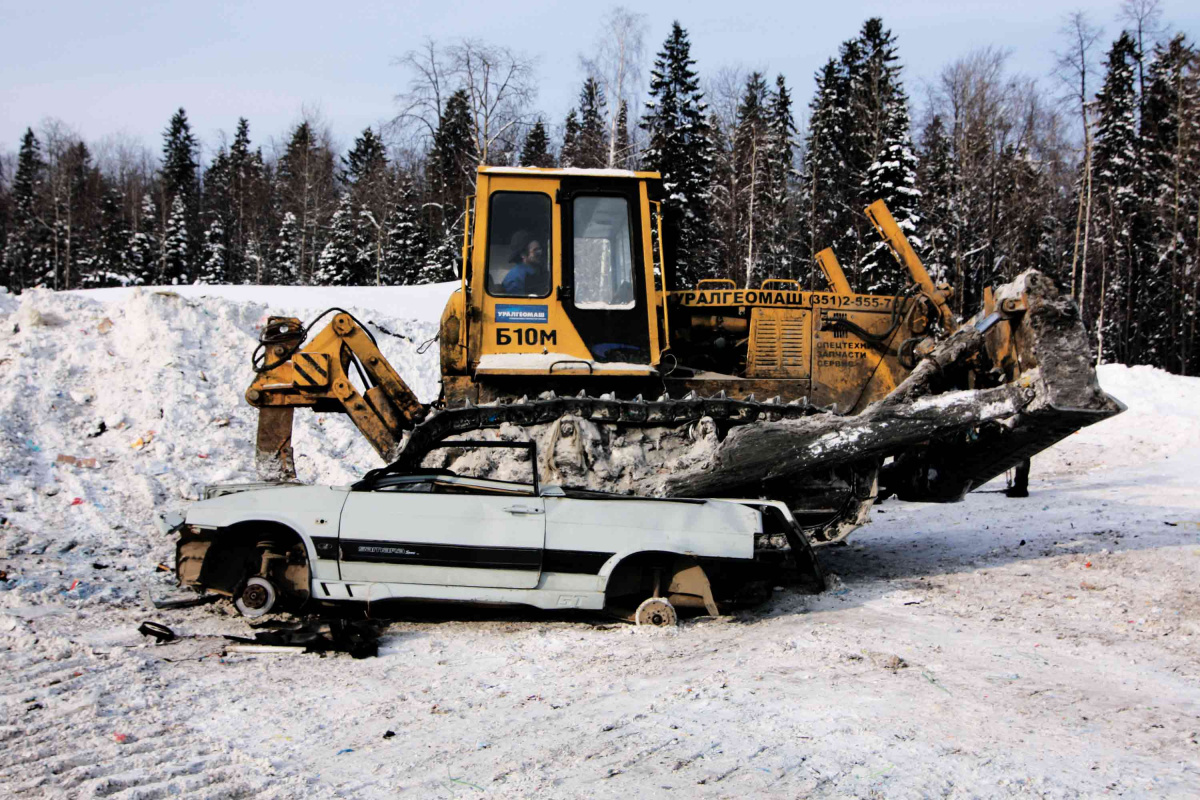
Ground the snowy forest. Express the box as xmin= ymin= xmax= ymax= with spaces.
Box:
xmin=1 ymin=4 xmax=1198 ymax=374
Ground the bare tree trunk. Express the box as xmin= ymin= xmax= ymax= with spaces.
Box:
xmin=1096 ymin=241 xmax=1107 ymax=366
xmin=1078 ymin=128 xmax=1094 ymax=321
xmin=745 ymin=138 xmax=758 ymax=288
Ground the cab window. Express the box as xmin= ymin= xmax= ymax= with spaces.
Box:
xmin=487 ymin=192 xmax=552 ymax=298
xmin=573 ymin=196 xmax=635 ymax=310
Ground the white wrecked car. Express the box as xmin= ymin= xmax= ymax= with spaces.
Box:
xmin=161 ymin=441 xmax=821 ymax=626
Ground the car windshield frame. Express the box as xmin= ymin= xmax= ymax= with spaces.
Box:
xmin=355 ymin=440 xmax=540 ymax=496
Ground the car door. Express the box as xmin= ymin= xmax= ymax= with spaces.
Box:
xmin=336 ymin=480 xmax=545 ymax=589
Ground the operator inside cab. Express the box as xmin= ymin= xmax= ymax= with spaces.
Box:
xmin=487 ymin=192 xmax=553 ymax=298
xmin=500 ymin=230 xmax=550 ymax=296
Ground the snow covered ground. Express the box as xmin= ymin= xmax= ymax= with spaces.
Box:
xmin=1 ymin=285 xmax=1198 ymax=798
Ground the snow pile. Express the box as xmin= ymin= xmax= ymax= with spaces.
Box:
xmin=64 ymin=281 xmax=458 ymax=326
xmin=1033 ymin=363 xmax=1200 ymax=477
xmin=0 ymin=287 xmax=440 ymax=609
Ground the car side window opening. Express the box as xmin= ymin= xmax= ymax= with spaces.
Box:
xmin=573 ymin=196 xmax=635 ymax=310
xmin=488 ymin=192 xmax=553 ymax=298
xmin=376 ymin=480 xmax=433 ymax=493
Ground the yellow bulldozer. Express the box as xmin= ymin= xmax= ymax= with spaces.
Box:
xmin=246 ymin=166 xmax=1122 ymax=543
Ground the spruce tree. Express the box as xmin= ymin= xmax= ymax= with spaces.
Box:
xmin=273 ymin=211 xmax=302 ymax=285
xmin=560 ymin=109 xmax=582 ymax=167
xmin=161 ymin=108 xmax=199 ymax=263
xmin=243 ymin=240 xmax=265 ymax=284
xmin=641 ymin=21 xmax=715 ymax=286
xmin=733 ymin=72 xmax=770 ymax=286
xmin=764 ymin=75 xmax=798 ymax=279
xmin=128 ymin=194 xmax=158 ymax=285
xmin=1093 ymin=32 xmax=1143 ymax=364
xmin=55 ymin=140 xmax=98 ymax=290
xmin=860 ymin=92 xmax=922 ymax=294
xmin=576 ymin=77 xmax=608 ymax=168
xmin=161 ymin=195 xmax=190 ymax=284
xmin=276 ymin=120 xmax=337 ymax=283
xmin=1141 ymin=34 xmax=1199 ymax=373
xmin=314 ymin=195 xmax=365 ymax=285
xmin=802 ymin=19 xmax=917 ymax=292
xmin=916 ymin=114 xmax=956 ymax=284
xmin=201 ymin=148 xmax=234 ymax=284
xmin=614 ymin=101 xmax=631 ymax=168
xmin=342 ymin=127 xmax=388 ymax=186
xmin=418 ymin=234 xmax=458 ymax=284
xmin=199 ymin=218 xmax=227 ymax=284
xmin=802 ymin=58 xmax=852 ymax=280
xmin=226 ymin=117 xmax=262 ymax=282
xmin=2 ymin=128 xmax=45 ymax=292
xmin=520 ymin=120 xmax=554 ymax=168
xmin=344 ymin=128 xmax=391 ymax=284
xmin=427 ymin=90 xmax=477 ymax=279
xmin=87 ymin=189 xmax=131 ymax=287
xmin=382 ymin=180 xmax=428 ymax=285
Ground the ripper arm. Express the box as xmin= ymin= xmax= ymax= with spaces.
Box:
xmin=247 ymin=312 xmax=426 ymax=480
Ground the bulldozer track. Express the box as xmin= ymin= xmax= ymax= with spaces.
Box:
xmin=394 ymin=392 xmax=831 ymax=472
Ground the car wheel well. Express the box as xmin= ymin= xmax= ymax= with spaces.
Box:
xmin=201 ymin=521 xmax=310 ymax=605
xmin=604 ymin=551 xmax=680 ymax=605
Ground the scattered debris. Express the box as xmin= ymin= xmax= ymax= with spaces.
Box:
xmin=226 ymin=644 xmax=306 ymax=655
xmin=867 ymin=652 xmax=909 ymax=672
xmin=223 ymin=618 xmax=383 ymax=659
xmin=97 ymin=317 xmax=114 ymax=334
xmin=138 ymin=621 xmax=177 ymax=643
xmin=56 ymin=454 xmax=100 ymax=469
xmin=149 ymin=592 xmax=217 ymax=610
xmin=383 ymin=730 xmax=396 ymax=739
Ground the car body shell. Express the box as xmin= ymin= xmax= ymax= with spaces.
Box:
xmin=173 ymin=474 xmax=793 ymax=613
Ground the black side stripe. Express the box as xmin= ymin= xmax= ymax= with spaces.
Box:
xmin=340 ymin=539 xmax=541 ymax=571
xmin=335 ymin=539 xmax=614 ymax=575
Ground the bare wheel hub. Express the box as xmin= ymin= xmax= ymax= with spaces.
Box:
xmin=235 ymin=576 xmax=278 ymax=618
xmin=635 ymin=597 xmax=677 ymax=627
xmin=241 ymin=582 xmax=269 ymax=609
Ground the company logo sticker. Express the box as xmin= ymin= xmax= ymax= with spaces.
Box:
xmin=495 ymin=304 xmax=549 ymax=324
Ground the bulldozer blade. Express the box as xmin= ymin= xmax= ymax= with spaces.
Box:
xmin=256 ymin=407 xmax=297 ymax=481
xmin=654 ymin=270 xmax=1122 ymax=502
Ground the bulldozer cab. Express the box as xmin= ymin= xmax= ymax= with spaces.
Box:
xmin=458 ymin=168 xmax=666 ymax=378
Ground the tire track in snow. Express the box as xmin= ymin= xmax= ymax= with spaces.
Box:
xmin=0 ymin=640 xmax=335 ymax=799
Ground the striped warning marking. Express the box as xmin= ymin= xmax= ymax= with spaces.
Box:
xmin=292 ymin=352 xmax=331 ymax=389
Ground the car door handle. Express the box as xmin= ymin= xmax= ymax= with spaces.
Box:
xmin=504 ymin=505 xmax=543 ymax=515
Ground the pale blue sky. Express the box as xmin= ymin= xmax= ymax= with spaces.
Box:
xmin=2 ymin=0 xmax=1196 ymax=160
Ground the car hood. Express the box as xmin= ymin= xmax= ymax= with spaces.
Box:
xmin=184 ymin=484 xmax=351 ymax=532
